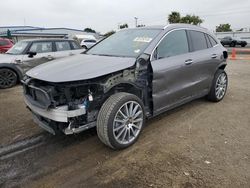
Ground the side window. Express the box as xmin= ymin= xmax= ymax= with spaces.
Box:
xmin=29 ymin=42 xmax=53 ymax=53
xmin=208 ymin=35 xmax=218 ymax=47
xmin=55 ymin=41 xmax=71 ymax=51
xmin=71 ymin=41 xmax=81 ymax=50
xmin=189 ymin=30 xmax=208 ymax=51
xmin=0 ymin=40 xmax=8 ymax=46
xmin=157 ymin=30 xmax=189 ymax=59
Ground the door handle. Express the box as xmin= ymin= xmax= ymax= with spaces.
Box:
xmin=211 ymin=54 xmax=218 ymax=59
xmin=15 ymin=59 xmax=22 ymax=64
xmin=185 ymin=59 xmax=193 ymax=65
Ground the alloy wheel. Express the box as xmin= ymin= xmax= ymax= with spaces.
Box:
xmin=113 ymin=101 xmax=143 ymax=145
xmin=0 ymin=69 xmax=17 ymax=88
xmin=215 ymin=72 xmax=227 ymax=100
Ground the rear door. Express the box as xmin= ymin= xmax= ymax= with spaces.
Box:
xmin=186 ymin=30 xmax=220 ymax=93
xmin=151 ymin=29 xmax=196 ymax=115
xmin=20 ymin=41 xmax=54 ymax=72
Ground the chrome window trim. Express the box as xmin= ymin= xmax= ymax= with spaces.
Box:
xmin=150 ymin=28 xmax=188 ymax=61
xmin=150 ymin=28 xmax=220 ymax=61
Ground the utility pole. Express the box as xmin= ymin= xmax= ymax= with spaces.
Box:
xmin=134 ymin=17 xmax=138 ymax=28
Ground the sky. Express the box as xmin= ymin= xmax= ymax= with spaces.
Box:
xmin=0 ymin=0 xmax=250 ymax=33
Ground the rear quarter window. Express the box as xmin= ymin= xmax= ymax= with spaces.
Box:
xmin=189 ymin=30 xmax=208 ymax=51
xmin=55 ymin=41 xmax=71 ymax=51
xmin=208 ymin=35 xmax=218 ymax=47
xmin=71 ymin=41 xmax=81 ymax=50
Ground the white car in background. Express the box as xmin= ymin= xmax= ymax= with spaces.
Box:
xmin=80 ymin=39 xmax=97 ymax=49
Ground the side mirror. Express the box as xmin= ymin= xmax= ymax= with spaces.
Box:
xmin=27 ymin=51 xmax=37 ymax=58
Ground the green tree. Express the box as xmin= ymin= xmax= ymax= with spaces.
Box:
xmin=168 ymin=11 xmax=181 ymax=23
xmin=119 ymin=23 xmax=128 ymax=29
xmin=216 ymin=24 xmax=232 ymax=32
xmin=180 ymin=15 xmax=203 ymax=25
xmin=103 ymin=30 xmax=115 ymax=38
xmin=168 ymin=12 xmax=203 ymax=25
xmin=84 ymin=28 xmax=96 ymax=33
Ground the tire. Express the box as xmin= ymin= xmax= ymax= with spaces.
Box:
xmin=0 ymin=68 xmax=18 ymax=89
xmin=230 ymin=42 xmax=236 ymax=47
xmin=97 ymin=92 xmax=145 ymax=150
xmin=241 ymin=44 xmax=246 ymax=47
xmin=207 ymin=69 xmax=228 ymax=102
xmin=82 ymin=45 xmax=87 ymax=50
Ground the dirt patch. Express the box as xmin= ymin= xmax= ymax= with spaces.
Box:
xmin=0 ymin=87 xmax=43 ymax=147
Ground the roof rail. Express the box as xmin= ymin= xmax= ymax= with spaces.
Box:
xmin=164 ymin=25 xmax=169 ymax=29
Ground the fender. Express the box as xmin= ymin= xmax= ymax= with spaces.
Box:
xmin=216 ymin=62 xmax=227 ymax=72
xmin=0 ymin=63 xmax=24 ymax=81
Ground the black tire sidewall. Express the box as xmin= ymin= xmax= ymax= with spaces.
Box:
xmin=0 ymin=68 xmax=17 ymax=89
xmin=106 ymin=94 xmax=145 ymax=149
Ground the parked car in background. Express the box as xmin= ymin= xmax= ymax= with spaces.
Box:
xmin=0 ymin=38 xmax=14 ymax=53
xmin=80 ymin=39 xmax=97 ymax=49
xmin=220 ymin=36 xmax=247 ymax=47
xmin=0 ymin=38 xmax=83 ymax=89
xmin=23 ymin=24 xmax=228 ymax=149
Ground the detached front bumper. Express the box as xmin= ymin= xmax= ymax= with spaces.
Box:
xmin=24 ymin=96 xmax=86 ymax=123
xmin=24 ymin=95 xmax=88 ymax=135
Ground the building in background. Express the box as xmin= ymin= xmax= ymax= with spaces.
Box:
xmin=0 ymin=26 xmax=100 ymax=43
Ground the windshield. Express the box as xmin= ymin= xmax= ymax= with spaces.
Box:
xmin=87 ymin=29 xmax=161 ymax=57
xmin=6 ymin=41 xmax=29 ymax=55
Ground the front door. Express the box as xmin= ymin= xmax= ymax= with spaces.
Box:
xmin=151 ymin=29 xmax=195 ymax=115
xmin=20 ymin=41 xmax=54 ymax=72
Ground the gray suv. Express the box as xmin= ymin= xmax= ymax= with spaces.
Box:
xmin=0 ymin=39 xmax=83 ymax=89
xmin=22 ymin=24 xmax=228 ymax=149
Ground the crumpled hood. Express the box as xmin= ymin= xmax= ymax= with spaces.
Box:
xmin=0 ymin=54 xmax=21 ymax=64
xmin=26 ymin=54 xmax=136 ymax=83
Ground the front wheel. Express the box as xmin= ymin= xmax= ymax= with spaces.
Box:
xmin=230 ymin=42 xmax=236 ymax=47
xmin=207 ymin=69 xmax=228 ymax=102
xmin=0 ymin=68 xmax=18 ymax=89
xmin=97 ymin=92 xmax=145 ymax=150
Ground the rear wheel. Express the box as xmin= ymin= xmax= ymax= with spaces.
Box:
xmin=82 ymin=45 xmax=87 ymax=50
xmin=207 ymin=69 xmax=228 ymax=102
xmin=0 ymin=68 xmax=17 ymax=89
xmin=97 ymin=92 xmax=145 ymax=149
xmin=241 ymin=44 xmax=246 ymax=47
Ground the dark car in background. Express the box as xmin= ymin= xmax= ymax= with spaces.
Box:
xmin=0 ymin=38 xmax=13 ymax=53
xmin=220 ymin=36 xmax=247 ymax=47
xmin=22 ymin=24 xmax=228 ymax=149
xmin=0 ymin=38 xmax=83 ymax=89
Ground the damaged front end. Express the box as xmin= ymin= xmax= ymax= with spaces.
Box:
xmin=22 ymin=77 xmax=102 ymax=135
xmin=22 ymin=53 xmax=152 ymax=135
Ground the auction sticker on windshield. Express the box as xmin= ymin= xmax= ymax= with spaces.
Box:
xmin=133 ymin=37 xmax=153 ymax=43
